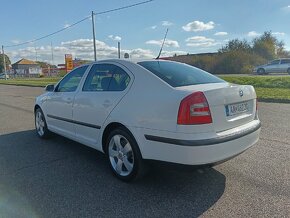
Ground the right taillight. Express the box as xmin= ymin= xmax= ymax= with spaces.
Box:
xmin=177 ymin=91 xmax=212 ymax=125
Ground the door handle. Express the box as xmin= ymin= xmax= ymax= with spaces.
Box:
xmin=65 ymin=98 xmax=72 ymax=104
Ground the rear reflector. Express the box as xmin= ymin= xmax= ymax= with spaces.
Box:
xmin=177 ymin=91 xmax=212 ymax=125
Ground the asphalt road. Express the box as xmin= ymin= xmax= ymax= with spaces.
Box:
xmin=0 ymin=85 xmax=289 ymax=218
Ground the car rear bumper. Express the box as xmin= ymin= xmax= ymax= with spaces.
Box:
xmin=135 ymin=120 xmax=261 ymax=165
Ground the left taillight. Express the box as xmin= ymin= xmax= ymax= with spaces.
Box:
xmin=177 ymin=91 xmax=212 ymax=125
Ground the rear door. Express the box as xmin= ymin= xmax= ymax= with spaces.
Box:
xmin=279 ymin=59 xmax=290 ymax=73
xmin=73 ymin=63 xmax=132 ymax=148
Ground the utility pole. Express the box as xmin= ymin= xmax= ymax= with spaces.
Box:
xmin=118 ymin=42 xmax=121 ymax=59
xmin=51 ymin=42 xmax=54 ymax=76
xmin=91 ymin=11 xmax=97 ymax=61
xmin=2 ymin=45 xmax=7 ymax=80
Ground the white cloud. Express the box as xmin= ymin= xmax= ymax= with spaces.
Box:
xmin=247 ymin=31 xmax=261 ymax=37
xmin=162 ymin=21 xmax=173 ymax=26
xmin=64 ymin=24 xmax=70 ymax=28
xmin=182 ymin=21 xmax=215 ymax=32
xmin=108 ymin=35 xmax=122 ymax=41
xmin=214 ymin=32 xmax=228 ymax=36
xmin=272 ymin=32 xmax=285 ymax=36
xmin=7 ymin=38 xmax=158 ymax=64
xmin=146 ymin=39 xmax=180 ymax=48
xmin=185 ymin=36 xmax=219 ymax=47
xmin=151 ymin=25 xmax=157 ymax=29
xmin=11 ymin=39 xmax=21 ymax=44
xmin=281 ymin=5 xmax=290 ymax=11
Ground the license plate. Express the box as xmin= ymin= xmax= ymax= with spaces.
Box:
xmin=225 ymin=101 xmax=249 ymax=116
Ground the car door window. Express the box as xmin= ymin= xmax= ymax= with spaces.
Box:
xmin=280 ymin=59 xmax=290 ymax=64
xmin=83 ymin=64 xmax=130 ymax=91
xmin=56 ymin=66 xmax=88 ymax=92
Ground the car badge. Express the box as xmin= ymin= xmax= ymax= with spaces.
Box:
xmin=239 ymin=89 xmax=244 ymax=97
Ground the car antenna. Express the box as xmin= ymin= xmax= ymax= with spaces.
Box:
xmin=156 ymin=28 xmax=169 ymax=59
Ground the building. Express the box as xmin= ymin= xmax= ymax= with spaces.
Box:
xmin=12 ymin=59 xmax=42 ymax=75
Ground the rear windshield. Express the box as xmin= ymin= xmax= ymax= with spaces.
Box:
xmin=138 ymin=61 xmax=225 ymax=87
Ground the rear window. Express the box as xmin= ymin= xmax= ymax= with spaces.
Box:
xmin=138 ymin=61 xmax=225 ymax=87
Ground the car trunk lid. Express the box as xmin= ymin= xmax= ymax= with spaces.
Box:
xmin=176 ymin=82 xmax=257 ymax=132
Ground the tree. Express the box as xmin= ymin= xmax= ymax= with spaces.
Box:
xmin=0 ymin=53 xmax=11 ymax=73
xmin=252 ymin=31 xmax=284 ymax=60
xmin=219 ymin=39 xmax=251 ymax=53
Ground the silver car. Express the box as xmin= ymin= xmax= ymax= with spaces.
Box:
xmin=253 ymin=58 xmax=290 ymax=75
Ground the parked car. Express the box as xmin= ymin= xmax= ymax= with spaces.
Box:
xmin=34 ymin=59 xmax=261 ymax=181
xmin=0 ymin=73 xmax=9 ymax=79
xmin=253 ymin=58 xmax=290 ymax=74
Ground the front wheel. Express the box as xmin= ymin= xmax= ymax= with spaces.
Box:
xmin=35 ymin=108 xmax=51 ymax=139
xmin=257 ymin=68 xmax=265 ymax=75
xmin=106 ymin=128 xmax=145 ymax=182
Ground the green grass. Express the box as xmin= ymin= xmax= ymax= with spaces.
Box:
xmin=220 ymin=76 xmax=290 ymax=89
xmin=255 ymin=88 xmax=290 ymax=102
xmin=0 ymin=77 xmax=61 ymax=87
xmin=220 ymin=76 xmax=290 ymax=102
xmin=1 ymin=75 xmax=290 ymax=103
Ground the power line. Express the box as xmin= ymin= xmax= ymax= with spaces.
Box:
xmin=4 ymin=0 xmax=154 ymax=48
xmin=95 ymin=0 xmax=153 ymax=15
xmin=4 ymin=16 xmax=90 ymax=48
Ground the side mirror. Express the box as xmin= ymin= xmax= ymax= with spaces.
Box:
xmin=45 ymin=84 xmax=55 ymax=92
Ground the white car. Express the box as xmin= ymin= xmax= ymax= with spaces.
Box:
xmin=35 ymin=59 xmax=261 ymax=181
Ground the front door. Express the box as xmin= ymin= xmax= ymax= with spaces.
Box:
xmin=45 ymin=65 xmax=88 ymax=138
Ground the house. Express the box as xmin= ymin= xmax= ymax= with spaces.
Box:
xmin=12 ymin=59 xmax=42 ymax=75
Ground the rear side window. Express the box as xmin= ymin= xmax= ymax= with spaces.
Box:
xmin=138 ymin=61 xmax=224 ymax=87
xmin=280 ymin=59 xmax=290 ymax=64
xmin=83 ymin=64 xmax=130 ymax=91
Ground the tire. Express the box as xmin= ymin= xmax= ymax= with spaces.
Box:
xmin=106 ymin=127 xmax=146 ymax=182
xmin=287 ymin=68 xmax=290 ymax=75
xmin=35 ymin=108 xmax=51 ymax=139
xmin=257 ymin=68 xmax=265 ymax=75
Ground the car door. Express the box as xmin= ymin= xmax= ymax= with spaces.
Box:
xmin=279 ymin=59 xmax=290 ymax=73
xmin=73 ymin=63 xmax=132 ymax=149
xmin=266 ymin=60 xmax=280 ymax=73
xmin=45 ymin=65 xmax=88 ymax=139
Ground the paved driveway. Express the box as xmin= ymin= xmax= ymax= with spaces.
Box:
xmin=0 ymin=85 xmax=289 ymax=218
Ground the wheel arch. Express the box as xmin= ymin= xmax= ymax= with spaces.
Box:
xmin=101 ymin=122 xmax=138 ymax=154
xmin=34 ymin=104 xmax=41 ymax=113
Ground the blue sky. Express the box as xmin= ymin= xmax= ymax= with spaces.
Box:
xmin=1 ymin=0 xmax=290 ymax=64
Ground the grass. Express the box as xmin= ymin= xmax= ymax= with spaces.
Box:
xmin=0 ymin=75 xmax=290 ymax=103
xmin=220 ymin=75 xmax=290 ymax=103
xmin=220 ymin=75 xmax=290 ymax=89
xmin=0 ymin=77 xmax=61 ymax=87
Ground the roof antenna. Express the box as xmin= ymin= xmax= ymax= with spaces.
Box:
xmin=156 ymin=28 xmax=169 ymax=59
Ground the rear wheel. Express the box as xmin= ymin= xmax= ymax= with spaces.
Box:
xmin=106 ymin=128 xmax=145 ymax=182
xmin=35 ymin=108 xmax=51 ymax=138
xmin=257 ymin=68 xmax=265 ymax=75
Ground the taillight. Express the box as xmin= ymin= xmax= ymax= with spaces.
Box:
xmin=177 ymin=91 xmax=212 ymax=125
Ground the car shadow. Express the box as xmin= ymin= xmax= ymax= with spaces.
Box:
xmin=0 ymin=130 xmax=226 ymax=218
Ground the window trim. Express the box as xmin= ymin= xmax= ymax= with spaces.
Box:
xmin=55 ymin=65 xmax=89 ymax=93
